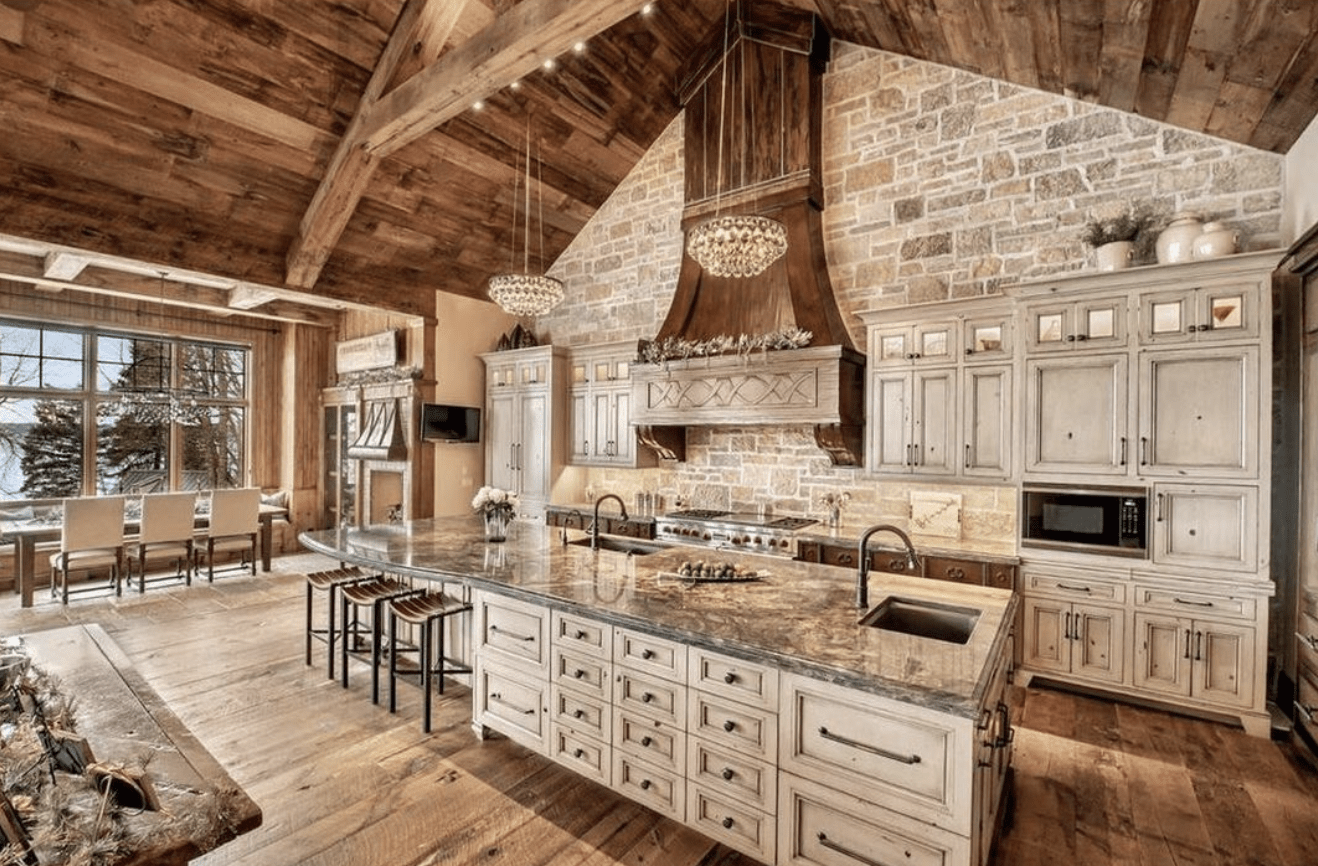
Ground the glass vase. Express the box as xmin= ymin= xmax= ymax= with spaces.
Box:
xmin=484 ymin=509 xmax=509 ymax=542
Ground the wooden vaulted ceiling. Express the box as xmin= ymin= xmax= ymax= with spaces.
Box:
xmin=0 ymin=0 xmax=1316 ymax=323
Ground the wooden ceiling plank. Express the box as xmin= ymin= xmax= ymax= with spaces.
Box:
xmin=21 ymin=14 xmax=328 ymax=153
xmin=358 ymin=0 xmax=653 ymax=157
xmin=934 ymin=0 xmax=1004 ymax=80
xmin=1249 ymin=28 xmax=1318 ymax=151
xmin=1165 ymin=0 xmax=1246 ymax=132
xmin=1057 ymin=0 xmax=1104 ymax=101
xmin=979 ymin=0 xmax=1040 ymax=89
xmin=1133 ymin=0 xmax=1198 ymax=121
xmin=0 ymin=5 xmax=23 ymax=45
xmin=1026 ymin=0 xmax=1065 ymax=94
xmin=1097 ymin=0 xmax=1154 ymax=112
xmin=1206 ymin=79 xmax=1276 ymax=142
xmin=286 ymin=0 xmax=444 ymax=290
xmin=388 ymin=0 xmax=471 ymax=90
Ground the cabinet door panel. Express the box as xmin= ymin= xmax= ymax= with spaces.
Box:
xmin=1074 ymin=606 xmax=1125 ymax=683
xmin=1021 ymin=597 xmax=1069 ymax=673
xmin=963 ymin=364 xmax=1012 ymax=477
xmin=612 ymin=390 xmax=634 ymax=463
xmin=870 ymin=372 xmax=912 ymax=472
xmin=568 ymin=389 xmax=589 ymax=462
xmin=1153 ymin=484 xmax=1257 ymax=572
xmin=1197 ymin=623 xmax=1254 ymax=708
xmin=519 ymin=391 xmax=550 ymax=497
xmin=591 ymin=390 xmax=611 ymax=459
xmin=1141 ymin=348 xmax=1256 ymax=475
xmin=1133 ymin=614 xmax=1192 ymax=698
xmin=1026 ymin=354 xmax=1128 ymax=474
xmin=913 ymin=368 xmax=956 ymax=474
xmin=487 ymin=392 xmax=518 ymax=493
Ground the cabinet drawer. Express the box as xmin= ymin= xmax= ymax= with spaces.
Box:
xmin=1296 ymin=664 xmax=1318 ymax=744
xmin=476 ymin=662 xmax=547 ymax=753
xmin=613 ymin=752 xmax=685 ymax=821
xmin=616 ymin=668 xmax=686 ymax=725
xmin=1134 ymin=585 xmax=1256 ymax=620
xmin=688 ymin=784 xmax=775 ymax=863
xmin=922 ymin=556 xmax=985 ymax=586
xmin=552 ymin=647 xmax=611 ymax=700
xmin=1024 ymin=570 xmax=1126 ymax=603
xmin=614 ymin=628 xmax=686 ymax=679
xmin=688 ymin=647 xmax=779 ymax=711
xmin=551 ymin=684 xmax=611 ymax=741
xmin=781 ymin=674 xmax=966 ymax=833
xmin=689 ymin=691 xmax=777 ymax=763
xmin=477 ymin=593 xmax=549 ymax=671
xmin=550 ymin=724 xmax=610 ymax=785
xmin=778 ymin=772 xmax=967 ymax=866
xmin=688 ymin=738 xmax=777 ymax=813
xmin=552 ymin=610 xmax=609 ymax=653
xmin=614 ymin=707 xmax=685 ymax=774
xmin=985 ymin=563 xmax=1017 ymax=590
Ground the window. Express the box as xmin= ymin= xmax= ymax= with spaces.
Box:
xmin=0 ymin=320 xmax=249 ymax=499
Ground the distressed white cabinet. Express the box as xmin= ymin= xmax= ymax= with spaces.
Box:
xmin=481 ymin=345 xmax=567 ymax=520
xmin=1137 ymin=347 xmax=1258 ymax=477
xmin=567 ymin=342 xmax=652 ymax=468
xmin=1020 ymin=292 xmax=1129 ymax=353
xmin=861 ymin=298 xmax=1014 ymax=480
xmin=472 ymin=591 xmax=551 ymax=753
xmin=1023 ymin=352 xmax=1130 ymax=475
xmin=1016 ymin=566 xmax=1127 ymax=686
xmin=1151 ymin=483 xmax=1258 ymax=573
xmin=1138 ymin=282 xmax=1261 ymax=345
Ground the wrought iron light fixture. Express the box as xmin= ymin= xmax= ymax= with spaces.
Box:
xmin=489 ymin=118 xmax=564 ymax=317
xmin=685 ymin=2 xmax=788 ymax=279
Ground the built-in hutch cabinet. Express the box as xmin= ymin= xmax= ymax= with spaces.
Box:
xmin=1008 ymin=251 xmax=1278 ymax=736
xmin=567 ymin=341 xmax=655 ymax=468
xmin=471 ymin=589 xmax=1011 ymax=866
xmin=860 ymin=298 xmax=1015 ymax=480
xmin=480 ymin=345 xmax=567 ymax=522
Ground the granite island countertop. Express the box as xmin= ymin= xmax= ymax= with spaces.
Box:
xmin=299 ymin=516 xmax=1017 ymax=720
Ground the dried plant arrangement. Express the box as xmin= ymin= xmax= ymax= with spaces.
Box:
xmin=636 ymin=327 xmax=812 ymax=365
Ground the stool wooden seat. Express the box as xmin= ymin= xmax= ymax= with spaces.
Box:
xmin=340 ymin=575 xmax=418 ymax=704
xmin=387 ymin=588 xmax=474 ymax=732
xmin=305 ymin=566 xmax=368 ymax=679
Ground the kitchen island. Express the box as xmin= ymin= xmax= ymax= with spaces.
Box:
xmin=300 ymin=517 xmax=1016 ymax=866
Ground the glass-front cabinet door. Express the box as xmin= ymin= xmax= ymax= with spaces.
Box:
xmin=1023 ymin=295 xmax=1128 ymax=353
xmin=1139 ymin=283 xmax=1260 ymax=345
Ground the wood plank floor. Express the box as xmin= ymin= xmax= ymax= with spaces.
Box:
xmin=4 ymin=552 xmax=1317 ymax=866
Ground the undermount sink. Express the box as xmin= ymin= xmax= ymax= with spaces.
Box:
xmin=566 ymin=536 xmax=666 ymax=556
xmin=859 ymin=597 xmax=981 ymax=644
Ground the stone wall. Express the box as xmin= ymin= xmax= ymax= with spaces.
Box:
xmin=533 ymin=43 xmax=1286 ymax=550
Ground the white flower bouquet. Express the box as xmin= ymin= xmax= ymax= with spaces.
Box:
xmin=472 ymin=486 xmax=518 ymax=518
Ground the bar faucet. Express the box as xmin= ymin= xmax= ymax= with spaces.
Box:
xmin=857 ymin=524 xmax=919 ymax=610
xmin=591 ymin=494 xmax=628 ymax=551
xmin=560 ymin=509 xmax=585 ymax=545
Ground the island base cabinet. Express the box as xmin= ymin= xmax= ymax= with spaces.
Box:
xmin=612 ymin=752 xmax=685 ymax=821
xmin=688 ymin=784 xmax=776 ymax=863
xmin=550 ymin=724 xmax=610 ymax=784
xmin=779 ymin=772 xmax=969 ymax=866
xmin=474 ymin=660 xmax=548 ymax=754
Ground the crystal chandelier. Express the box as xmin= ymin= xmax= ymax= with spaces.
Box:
xmin=686 ymin=214 xmax=787 ymax=278
xmin=684 ymin=1 xmax=787 ymax=279
xmin=489 ymin=118 xmax=564 ymax=317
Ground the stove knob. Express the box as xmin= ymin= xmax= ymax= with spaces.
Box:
xmin=702 ymin=532 xmax=712 ymax=541
xmin=754 ymin=536 xmax=763 ymax=546
xmin=731 ymin=536 xmax=742 ymax=545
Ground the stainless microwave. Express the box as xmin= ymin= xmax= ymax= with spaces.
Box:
xmin=1021 ymin=485 xmax=1148 ymax=557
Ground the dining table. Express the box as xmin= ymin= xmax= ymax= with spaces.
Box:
xmin=5 ymin=502 xmax=288 ymax=608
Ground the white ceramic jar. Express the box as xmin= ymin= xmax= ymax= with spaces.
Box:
xmin=1095 ymin=240 xmax=1134 ymax=271
xmin=1155 ymin=212 xmax=1203 ymax=264
xmin=1193 ymin=221 xmax=1238 ymax=259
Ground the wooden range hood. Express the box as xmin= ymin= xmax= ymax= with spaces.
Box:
xmin=632 ymin=2 xmax=864 ymax=466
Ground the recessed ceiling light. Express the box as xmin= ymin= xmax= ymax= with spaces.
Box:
xmin=472 ymin=100 xmax=484 ymax=110
xmin=543 ymin=57 xmax=557 ymax=71
xmin=510 ymin=80 xmax=521 ymax=91
xmin=641 ymin=2 xmax=655 ymax=15
xmin=573 ymin=41 xmax=586 ymax=54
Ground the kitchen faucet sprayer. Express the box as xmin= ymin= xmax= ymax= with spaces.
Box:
xmin=856 ymin=524 xmax=919 ymax=610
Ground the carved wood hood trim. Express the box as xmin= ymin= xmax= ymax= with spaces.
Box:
xmin=633 ymin=2 xmax=864 ymax=465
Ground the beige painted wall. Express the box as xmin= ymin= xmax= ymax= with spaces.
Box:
xmin=1284 ymin=115 xmax=1318 ymax=244
xmin=428 ymin=292 xmax=517 ymax=516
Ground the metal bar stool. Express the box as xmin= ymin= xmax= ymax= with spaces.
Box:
xmin=340 ymin=574 xmax=419 ymax=704
xmin=305 ymin=566 xmax=369 ymax=679
xmin=387 ymin=586 xmax=474 ymax=732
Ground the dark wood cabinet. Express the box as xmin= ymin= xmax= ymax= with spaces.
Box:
xmin=796 ymin=539 xmax=1015 ymax=590
xmin=545 ymin=508 xmax=655 ymax=541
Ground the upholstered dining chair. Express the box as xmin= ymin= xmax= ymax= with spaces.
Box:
xmin=50 ymin=496 xmax=126 ymax=604
xmin=134 ymin=491 xmax=197 ymax=592
xmin=199 ymin=487 xmax=260 ymax=581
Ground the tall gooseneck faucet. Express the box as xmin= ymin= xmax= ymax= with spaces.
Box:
xmin=857 ymin=524 xmax=919 ymax=610
xmin=560 ymin=509 xmax=585 ymax=545
xmin=591 ymin=494 xmax=628 ymax=551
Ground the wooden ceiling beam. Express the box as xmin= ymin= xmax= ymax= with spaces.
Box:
xmin=357 ymin=0 xmax=654 ymax=158
xmin=285 ymin=0 xmax=448 ymax=290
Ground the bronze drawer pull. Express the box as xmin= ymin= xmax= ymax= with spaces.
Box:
xmin=488 ymin=693 xmax=535 ymax=715
xmin=818 ymin=832 xmax=885 ymax=866
xmin=722 ymin=719 xmax=737 ymax=733
xmin=573 ymin=669 xmax=586 ymax=679
xmin=721 ymin=816 xmax=735 ymax=829
xmin=641 ymin=736 xmax=653 ymax=747
xmin=640 ymin=648 xmax=655 ymax=660
xmin=1055 ymin=582 xmax=1091 ymax=593
xmin=721 ymin=767 xmax=735 ymax=780
xmin=1173 ymin=597 xmax=1214 ymax=608
xmin=818 ymin=726 xmax=921 ymax=765
xmin=641 ymin=692 xmax=654 ymax=703
xmin=723 ymin=671 xmax=739 ymax=684
xmin=572 ymin=748 xmax=584 ymax=759
xmin=639 ymin=778 xmax=652 ymax=790
xmin=489 ymin=624 xmax=536 ymax=643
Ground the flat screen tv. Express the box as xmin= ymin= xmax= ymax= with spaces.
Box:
xmin=420 ymin=403 xmax=481 ymax=443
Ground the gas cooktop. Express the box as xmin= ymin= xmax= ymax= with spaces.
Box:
xmin=654 ymin=510 xmax=818 ymax=556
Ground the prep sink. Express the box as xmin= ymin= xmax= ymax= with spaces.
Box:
xmin=859 ymin=597 xmax=981 ymax=644
xmin=566 ymin=536 xmax=666 ymax=556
